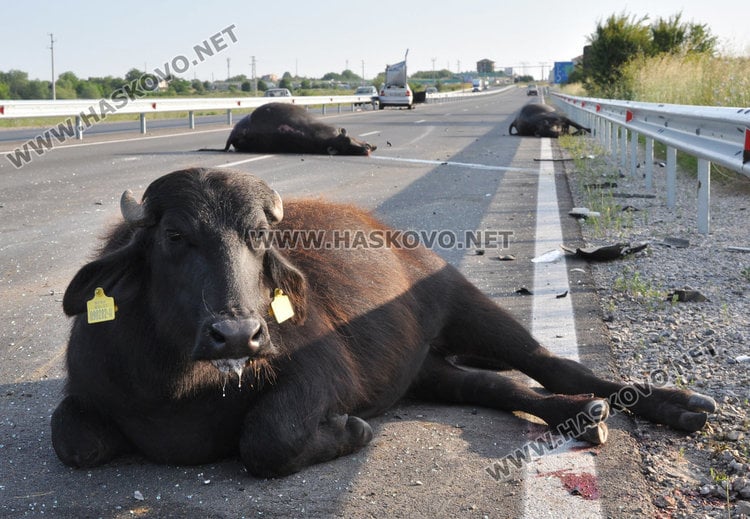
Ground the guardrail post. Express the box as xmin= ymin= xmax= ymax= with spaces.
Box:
xmin=666 ymin=146 xmax=677 ymax=208
xmin=226 ymin=109 xmax=232 ymax=126
xmin=620 ymin=127 xmax=628 ymax=169
xmin=629 ymin=130 xmax=638 ymax=176
xmin=644 ymin=138 xmax=654 ymax=190
xmin=75 ymin=116 xmax=84 ymax=140
xmin=697 ymin=159 xmax=711 ymax=234
xmin=139 ymin=113 xmax=147 ymax=134
xmin=188 ymin=111 xmax=195 ymax=129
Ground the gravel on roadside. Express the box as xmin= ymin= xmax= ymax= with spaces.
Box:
xmin=561 ymin=136 xmax=750 ymax=519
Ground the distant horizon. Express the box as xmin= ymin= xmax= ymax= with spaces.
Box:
xmin=2 ymin=0 xmax=748 ymax=85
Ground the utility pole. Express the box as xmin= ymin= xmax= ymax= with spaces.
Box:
xmin=361 ymin=60 xmax=365 ymax=84
xmin=227 ymin=58 xmax=231 ymax=81
xmin=431 ymin=57 xmax=436 ymax=85
xmin=49 ymin=33 xmax=56 ymax=100
xmin=251 ymin=56 xmax=257 ymax=95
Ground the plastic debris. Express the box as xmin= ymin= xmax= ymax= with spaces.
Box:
xmin=561 ymin=242 xmax=648 ymax=262
xmin=569 ymin=207 xmax=601 ymax=218
xmin=531 ymin=249 xmax=563 ymax=263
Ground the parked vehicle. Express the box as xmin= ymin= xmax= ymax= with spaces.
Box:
xmin=264 ymin=88 xmax=292 ymax=97
xmin=527 ymin=84 xmax=539 ymax=96
xmin=353 ymin=86 xmax=379 ymax=109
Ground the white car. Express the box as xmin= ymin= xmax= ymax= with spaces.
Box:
xmin=353 ymin=86 xmax=379 ymax=109
xmin=264 ymin=88 xmax=292 ymax=97
xmin=378 ymin=84 xmax=414 ymax=109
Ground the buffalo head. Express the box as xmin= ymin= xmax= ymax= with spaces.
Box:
xmin=328 ymin=128 xmax=376 ymax=156
xmin=62 ymin=168 xmax=308 ymax=372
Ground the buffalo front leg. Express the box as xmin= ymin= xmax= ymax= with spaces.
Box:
xmin=51 ymin=395 xmax=131 ymax=468
xmin=239 ymin=395 xmax=373 ymax=478
xmin=439 ymin=286 xmax=716 ymax=433
xmin=411 ymin=353 xmax=610 ymax=445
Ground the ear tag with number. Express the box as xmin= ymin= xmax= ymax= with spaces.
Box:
xmin=269 ymin=288 xmax=294 ymax=324
xmin=87 ymin=287 xmax=117 ymax=324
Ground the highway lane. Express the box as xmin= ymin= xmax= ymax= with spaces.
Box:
xmin=0 ymin=90 xmax=656 ymax=517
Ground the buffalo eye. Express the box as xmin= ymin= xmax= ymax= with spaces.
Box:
xmin=165 ymin=229 xmax=184 ymax=243
xmin=246 ymin=227 xmax=270 ymax=251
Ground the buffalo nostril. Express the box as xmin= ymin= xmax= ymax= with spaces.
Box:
xmin=248 ymin=321 xmax=262 ymax=351
xmin=205 ymin=318 xmax=265 ymax=357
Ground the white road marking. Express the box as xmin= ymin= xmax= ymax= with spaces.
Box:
xmin=0 ymin=127 xmax=228 ymax=154
xmin=523 ymin=138 xmax=603 ymax=518
xmin=359 ymin=131 xmax=380 ymax=137
xmin=214 ymin=155 xmax=274 ymax=168
xmin=415 ymin=119 xmax=426 ymax=124
xmin=371 ymin=155 xmax=536 ymax=172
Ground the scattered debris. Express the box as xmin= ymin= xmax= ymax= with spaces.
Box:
xmin=556 ymin=290 xmax=569 ymax=299
xmin=531 ymin=249 xmax=563 ymax=263
xmin=134 ymin=490 xmax=145 ymax=501
xmin=611 ymin=193 xmax=657 ymax=199
xmin=475 ymin=249 xmax=485 ymax=256
xmin=727 ymin=246 xmax=750 ymax=253
xmin=666 ymin=289 xmax=709 ymax=302
xmin=533 ymin=157 xmax=574 ymax=162
xmin=620 ymin=205 xmax=640 ymax=212
xmin=561 ymin=242 xmax=648 ymax=262
xmin=515 ymin=287 xmax=533 ymax=296
xmin=584 ymin=182 xmax=618 ymax=189
xmin=659 ymin=237 xmax=690 ymax=248
xmin=569 ymin=207 xmax=601 ymax=218
xmin=497 ymin=254 xmax=516 ymax=261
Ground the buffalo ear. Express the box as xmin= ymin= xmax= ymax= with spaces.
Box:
xmin=62 ymin=240 xmax=143 ymax=317
xmin=339 ymin=128 xmax=347 ymax=136
xmin=264 ymin=248 xmax=308 ymax=324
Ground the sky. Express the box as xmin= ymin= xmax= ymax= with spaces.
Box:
xmin=2 ymin=0 xmax=748 ymax=84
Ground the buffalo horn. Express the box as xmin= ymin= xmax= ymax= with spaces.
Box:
xmin=120 ymin=189 xmax=148 ymax=225
xmin=268 ymin=190 xmax=284 ymax=223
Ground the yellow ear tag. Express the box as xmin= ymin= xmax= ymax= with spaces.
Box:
xmin=87 ymin=287 xmax=117 ymax=324
xmin=269 ymin=288 xmax=294 ymax=324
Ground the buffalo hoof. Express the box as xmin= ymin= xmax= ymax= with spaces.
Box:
xmin=552 ymin=397 xmax=610 ymax=445
xmin=625 ymin=387 xmax=717 ymax=433
xmin=578 ymin=421 xmax=609 ymax=445
xmin=573 ymin=399 xmax=610 ymax=445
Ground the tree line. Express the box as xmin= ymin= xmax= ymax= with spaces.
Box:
xmin=572 ymin=12 xmax=719 ymax=98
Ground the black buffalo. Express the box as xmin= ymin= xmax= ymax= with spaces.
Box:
xmin=509 ymin=103 xmax=591 ymax=138
xmin=202 ymin=102 xmax=376 ymax=155
xmin=52 ymin=168 xmax=715 ymax=478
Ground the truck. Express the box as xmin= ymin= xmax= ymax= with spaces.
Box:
xmin=379 ymin=50 xmax=414 ymax=109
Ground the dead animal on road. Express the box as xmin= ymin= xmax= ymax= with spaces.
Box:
xmin=52 ymin=168 xmax=715 ymax=478
xmin=199 ymin=102 xmax=376 ymax=155
xmin=509 ymin=103 xmax=590 ymax=138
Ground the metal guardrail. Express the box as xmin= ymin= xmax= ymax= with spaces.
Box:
xmin=552 ymin=92 xmax=750 ymax=234
xmin=0 ymin=95 xmax=381 ymax=138
xmin=0 ymin=86 xmax=511 ymax=138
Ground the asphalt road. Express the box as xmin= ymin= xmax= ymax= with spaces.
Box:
xmin=1 ymin=90 xmax=658 ymax=517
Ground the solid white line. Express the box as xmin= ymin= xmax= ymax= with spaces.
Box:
xmin=523 ymin=139 xmax=603 ymax=518
xmin=214 ymin=155 xmax=274 ymax=168
xmin=371 ymin=155 xmax=536 ymax=172
xmin=0 ymin=127 xmax=228 ymax=155
xmin=415 ymin=120 xmax=426 ymax=124
xmin=359 ymin=131 xmax=380 ymax=137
